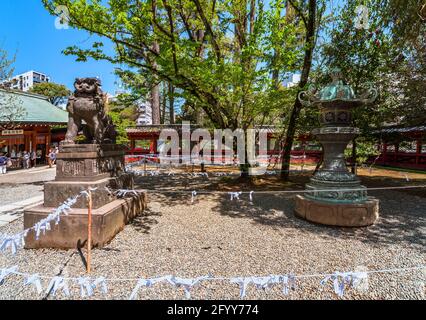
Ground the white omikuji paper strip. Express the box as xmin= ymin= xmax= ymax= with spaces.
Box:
xmin=46 ymin=276 xmax=70 ymax=297
xmin=228 ymin=191 xmax=242 ymax=201
xmin=167 ymin=275 xmax=212 ymax=299
xmin=77 ymin=276 xmax=108 ymax=298
xmin=129 ymin=276 xmax=172 ymax=300
xmin=230 ymin=275 xmax=296 ymax=298
xmin=1 ymin=266 xmax=425 ymax=299
xmin=320 ymin=271 xmax=368 ymax=297
xmin=0 ymin=266 xmax=18 ymax=285
xmin=249 ymin=191 xmax=254 ymax=202
xmin=24 ymin=274 xmax=43 ymax=294
xmin=0 ymin=188 xmax=97 ymax=256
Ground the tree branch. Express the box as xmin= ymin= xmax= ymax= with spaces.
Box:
xmin=191 ymin=0 xmax=222 ymax=62
xmin=287 ymin=0 xmax=308 ymax=28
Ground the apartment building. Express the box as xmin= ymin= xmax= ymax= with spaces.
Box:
xmin=8 ymin=71 xmax=50 ymax=91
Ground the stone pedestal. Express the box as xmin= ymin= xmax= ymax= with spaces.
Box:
xmin=295 ymin=195 xmax=379 ymax=227
xmin=294 ymin=127 xmax=379 ymax=227
xmin=24 ymin=144 xmax=147 ymax=249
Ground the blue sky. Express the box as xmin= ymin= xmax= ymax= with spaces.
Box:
xmin=0 ymin=0 xmax=346 ymax=95
xmin=0 ymin=0 xmax=118 ymax=94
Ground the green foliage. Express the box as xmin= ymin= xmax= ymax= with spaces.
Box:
xmin=345 ymin=138 xmax=380 ymax=166
xmin=320 ymin=0 xmax=426 ymax=129
xmin=318 ymin=0 xmax=397 ymax=133
xmin=42 ymin=0 xmax=303 ymax=131
xmin=29 ymin=82 xmax=71 ymax=106
xmin=371 ymin=0 xmax=426 ymax=126
xmin=106 ymin=98 xmax=137 ymax=145
xmin=109 ymin=110 xmax=132 ymax=145
xmin=75 ymin=134 xmax=86 ymax=143
xmin=40 ymin=0 xmax=425 ymax=176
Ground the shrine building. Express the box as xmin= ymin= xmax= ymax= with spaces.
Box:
xmin=0 ymin=89 xmax=68 ymax=166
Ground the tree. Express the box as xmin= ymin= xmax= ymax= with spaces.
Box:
xmin=0 ymin=49 xmax=25 ymax=130
xmin=29 ymin=82 xmax=71 ymax=106
xmin=150 ymin=40 xmax=161 ymax=125
xmin=316 ymin=0 xmax=397 ymax=171
xmin=42 ymin=0 xmax=301 ymax=176
xmin=308 ymin=0 xmax=426 ymax=173
xmin=280 ymin=0 xmax=325 ymax=180
xmin=370 ymin=0 xmax=426 ymax=126
xmin=106 ymin=97 xmax=138 ymax=145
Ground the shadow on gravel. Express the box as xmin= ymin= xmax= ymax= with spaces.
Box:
xmin=130 ymin=208 xmax=163 ymax=234
xmin=133 ymin=173 xmax=426 ymax=251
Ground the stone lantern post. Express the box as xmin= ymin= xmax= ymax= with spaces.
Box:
xmin=294 ymin=69 xmax=379 ymax=227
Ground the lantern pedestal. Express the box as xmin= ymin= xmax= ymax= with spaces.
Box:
xmin=294 ymin=195 xmax=379 ymax=227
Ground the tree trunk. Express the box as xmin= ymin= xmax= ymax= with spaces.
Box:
xmin=280 ymin=0 xmax=317 ymax=180
xmin=169 ymin=82 xmax=175 ymax=124
xmin=161 ymin=82 xmax=167 ymax=124
xmin=239 ymin=130 xmax=251 ymax=179
xmin=151 ymin=41 xmax=161 ymax=125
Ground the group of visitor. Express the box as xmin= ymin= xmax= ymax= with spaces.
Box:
xmin=0 ymin=146 xmax=59 ymax=174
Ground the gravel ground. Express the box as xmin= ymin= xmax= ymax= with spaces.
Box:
xmin=0 ymin=172 xmax=425 ymax=300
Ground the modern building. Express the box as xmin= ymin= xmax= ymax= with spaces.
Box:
xmin=136 ymin=99 xmax=153 ymax=126
xmin=283 ymin=73 xmax=301 ymax=88
xmin=8 ymin=71 xmax=50 ymax=92
xmin=109 ymin=75 xmax=153 ymax=126
xmin=0 ymin=89 xmax=68 ymax=166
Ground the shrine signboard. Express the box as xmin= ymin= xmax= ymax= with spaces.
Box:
xmin=2 ymin=129 xmax=24 ymax=136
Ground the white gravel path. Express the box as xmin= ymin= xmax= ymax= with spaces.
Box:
xmin=0 ymin=174 xmax=425 ymax=300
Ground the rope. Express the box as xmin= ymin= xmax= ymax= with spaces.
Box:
xmin=126 ymin=184 xmax=426 ymax=195
xmin=4 ymin=265 xmax=425 ymax=283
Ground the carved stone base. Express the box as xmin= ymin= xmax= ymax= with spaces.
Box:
xmin=305 ymin=178 xmax=368 ymax=203
xmin=24 ymin=192 xmax=147 ymax=249
xmin=23 ymin=143 xmax=147 ymax=249
xmin=44 ymin=175 xmax=133 ymax=209
xmin=294 ymin=195 xmax=379 ymax=227
xmin=56 ymin=144 xmax=126 ymax=181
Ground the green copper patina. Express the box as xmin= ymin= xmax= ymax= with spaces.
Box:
xmin=319 ymin=68 xmax=356 ymax=101
xmin=298 ymin=69 xmax=378 ymax=203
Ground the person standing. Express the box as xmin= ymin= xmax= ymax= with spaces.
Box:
xmin=48 ymin=149 xmax=52 ymax=168
xmin=48 ymin=149 xmax=56 ymax=168
xmin=0 ymin=153 xmax=8 ymax=174
xmin=23 ymin=151 xmax=31 ymax=169
xmin=30 ymin=150 xmax=37 ymax=168
xmin=54 ymin=146 xmax=59 ymax=164
xmin=17 ymin=150 xmax=22 ymax=168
